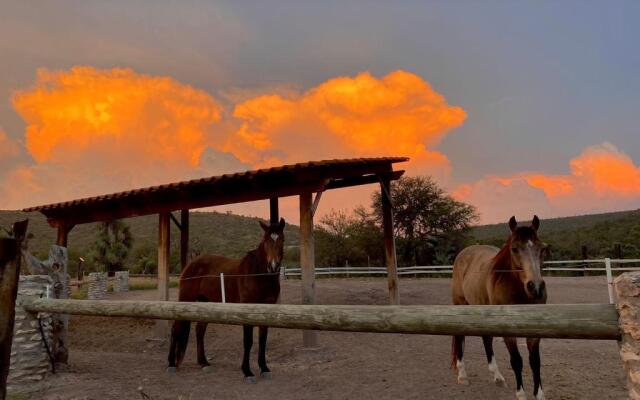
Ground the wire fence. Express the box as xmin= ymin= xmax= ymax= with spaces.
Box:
xmin=118 ymin=258 xmax=640 ymax=305
xmin=281 ymin=259 xmax=640 ymax=276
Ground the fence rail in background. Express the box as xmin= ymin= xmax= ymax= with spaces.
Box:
xmin=96 ymin=259 xmax=640 ymax=305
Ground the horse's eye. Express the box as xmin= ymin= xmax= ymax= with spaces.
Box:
xmin=511 ymin=247 xmax=519 ymax=253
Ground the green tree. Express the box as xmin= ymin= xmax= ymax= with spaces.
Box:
xmin=371 ymin=176 xmax=478 ymax=266
xmin=89 ymin=220 xmax=134 ymax=275
xmin=316 ymin=207 xmax=384 ymax=269
xmin=129 ymin=243 xmax=157 ymax=274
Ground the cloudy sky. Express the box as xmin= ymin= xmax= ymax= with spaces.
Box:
xmin=0 ymin=1 xmax=638 ymax=223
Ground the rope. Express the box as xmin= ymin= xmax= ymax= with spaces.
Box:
xmin=37 ymin=294 xmax=56 ymax=374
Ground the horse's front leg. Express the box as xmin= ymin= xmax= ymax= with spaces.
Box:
xmin=242 ymin=325 xmax=256 ymax=383
xmin=482 ymin=336 xmax=505 ymax=386
xmin=258 ymin=326 xmax=271 ymax=379
xmin=504 ymin=337 xmax=526 ymax=400
xmin=527 ymin=338 xmax=545 ymax=400
xmin=196 ymin=322 xmax=213 ymax=372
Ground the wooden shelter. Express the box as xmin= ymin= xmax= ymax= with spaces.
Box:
xmin=24 ymin=157 xmax=407 ymax=346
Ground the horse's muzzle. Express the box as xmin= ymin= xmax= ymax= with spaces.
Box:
xmin=267 ymin=260 xmax=281 ymax=274
xmin=526 ymin=280 xmax=546 ymax=300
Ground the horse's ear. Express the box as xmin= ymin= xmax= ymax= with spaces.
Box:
xmin=259 ymin=220 xmax=269 ymax=232
xmin=531 ymin=215 xmax=540 ymax=232
xmin=278 ymin=217 xmax=286 ymax=231
xmin=508 ymin=216 xmax=518 ymax=233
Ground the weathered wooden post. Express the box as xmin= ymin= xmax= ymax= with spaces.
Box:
xmin=155 ymin=212 xmax=171 ymax=337
xmin=379 ymin=176 xmax=400 ymax=305
xmin=180 ymin=210 xmax=189 ymax=271
xmin=299 ymin=192 xmax=318 ymax=347
xmin=0 ymin=220 xmax=28 ymax=400
xmin=614 ymin=272 xmax=640 ymax=399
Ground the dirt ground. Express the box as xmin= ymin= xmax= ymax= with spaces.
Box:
xmin=26 ymin=277 xmax=626 ymax=400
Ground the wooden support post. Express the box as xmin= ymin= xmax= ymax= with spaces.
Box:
xmin=299 ymin=192 xmax=318 ymax=347
xmin=614 ymin=272 xmax=640 ymax=399
xmin=380 ymin=176 xmax=400 ymax=305
xmin=269 ymin=197 xmax=279 ymax=224
xmin=0 ymin=220 xmax=28 ymax=400
xmin=56 ymin=223 xmax=73 ymax=247
xmin=155 ymin=213 xmax=170 ymax=337
xmin=311 ymin=192 xmax=323 ymax=217
xmin=180 ymin=210 xmax=189 ymax=271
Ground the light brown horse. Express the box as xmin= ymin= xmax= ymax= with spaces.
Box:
xmin=167 ymin=218 xmax=285 ymax=383
xmin=452 ymin=216 xmax=548 ymax=400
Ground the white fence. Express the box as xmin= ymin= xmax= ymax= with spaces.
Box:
xmin=282 ymin=258 xmax=640 ymax=304
xmin=125 ymin=259 xmax=640 ymax=305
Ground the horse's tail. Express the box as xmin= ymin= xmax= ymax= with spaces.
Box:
xmin=451 ymin=336 xmax=457 ymax=370
xmin=174 ymin=321 xmax=191 ymax=367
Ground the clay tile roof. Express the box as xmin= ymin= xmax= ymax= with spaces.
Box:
xmin=23 ymin=157 xmax=408 ymax=225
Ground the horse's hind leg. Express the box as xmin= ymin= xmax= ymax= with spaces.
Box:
xmin=453 ymin=335 xmax=468 ymax=385
xmin=258 ymin=326 xmax=271 ymax=379
xmin=504 ymin=337 xmax=526 ymax=400
xmin=482 ymin=336 xmax=505 ymax=386
xmin=168 ymin=320 xmax=190 ymax=372
xmin=242 ymin=325 xmax=256 ymax=383
xmin=527 ymin=338 xmax=545 ymax=400
xmin=196 ymin=321 xmax=212 ymax=371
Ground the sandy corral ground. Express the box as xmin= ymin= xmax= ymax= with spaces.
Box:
xmin=21 ymin=277 xmax=626 ymax=400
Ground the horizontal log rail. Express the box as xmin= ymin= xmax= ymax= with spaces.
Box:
xmin=20 ymin=298 xmax=621 ymax=340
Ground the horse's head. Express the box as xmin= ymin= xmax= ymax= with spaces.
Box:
xmin=258 ymin=217 xmax=286 ymax=273
xmin=507 ymin=215 xmax=549 ymax=301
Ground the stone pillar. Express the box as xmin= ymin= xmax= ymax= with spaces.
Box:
xmin=114 ymin=271 xmax=129 ymax=292
xmin=614 ymin=272 xmax=640 ymax=399
xmin=88 ymin=272 xmax=108 ymax=300
xmin=8 ymin=275 xmax=53 ymax=395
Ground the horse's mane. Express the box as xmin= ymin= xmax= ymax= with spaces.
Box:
xmin=491 ymin=238 xmax=513 ymax=273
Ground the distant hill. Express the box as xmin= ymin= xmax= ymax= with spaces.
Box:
xmin=471 ymin=209 xmax=640 ymax=240
xmin=0 ymin=210 xmax=301 ymax=272
xmin=471 ymin=209 xmax=640 ymax=260
xmin=2 ymin=207 xmax=639 ymax=272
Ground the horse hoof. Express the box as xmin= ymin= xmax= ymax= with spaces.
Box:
xmin=494 ymin=374 xmax=506 ymax=387
xmin=244 ymin=376 xmax=257 ymax=384
xmin=515 ymin=389 xmax=527 ymax=400
xmin=261 ymin=371 xmax=272 ymax=380
xmin=535 ymin=389 xmax=546 ymax=400
xmin=457 ymin=376 xmax=469 ymax=385
xmin=201 ymin=365 xmax=214 ymax=374
xmin=166 ymin=367 xmax=177 ymax=374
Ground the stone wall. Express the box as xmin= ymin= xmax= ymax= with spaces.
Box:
xmin=614 ymin=272 xmax=640 ymax=399
xmin=88 ymin=272 xmax=108 ymax=299
xmin=7 ymin=275 xmax=53 ymax=394
xmin=114 ymin=271 xmax=129 ymax=292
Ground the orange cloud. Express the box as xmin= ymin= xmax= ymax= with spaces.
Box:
xmin=225 ymin=70 xmax=466 ymax=178
xmin=218 ymin=70 xmax=466 ymax=219
xmin=569 ymin=143 xmax=640 ymax=196
xmin=13 ymin=66 xmax=222 ymax=167
xmin=2 ymin=67 xmax=465 ymax=220
xmin=454 ymin=143 xmax=640 ymax=223
xmin=2 ymin=67 xmax=242 ymax=209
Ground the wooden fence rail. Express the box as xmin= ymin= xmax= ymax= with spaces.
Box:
xmin=20 ymin=298 xmax=620 ymax=340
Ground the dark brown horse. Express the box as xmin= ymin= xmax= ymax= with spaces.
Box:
xmin=167 ymin=218 xmax=285 ymax=383
xmin=451 ymin=216 xmax=548 ymax=400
